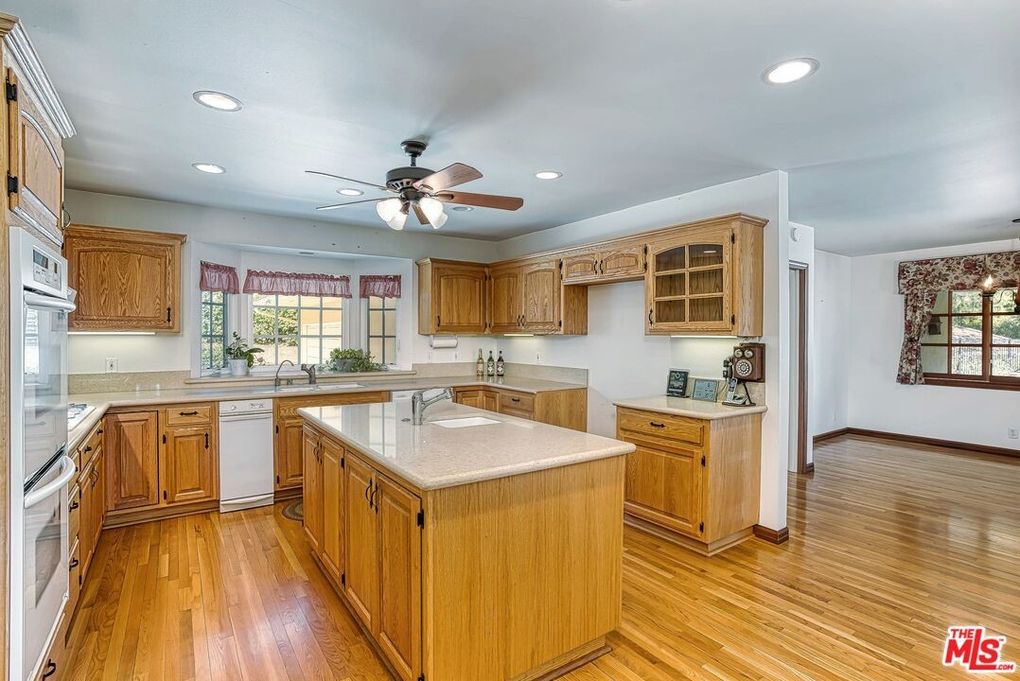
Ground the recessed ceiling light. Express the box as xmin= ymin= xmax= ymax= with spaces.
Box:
xmin=192 ymin=90 xmax=243 ymax=111
xmin=337 ymin=188 xmax=363 ymax=196
xmin=763 ymin=58 xmax=819 ymax=85
xmin=535 ymin=170 xmax=562 ymax=180
xmin=451 ymin=205 xmax=473 ymax=212
xmin=192 ymin=162 xmax=225 ymax=174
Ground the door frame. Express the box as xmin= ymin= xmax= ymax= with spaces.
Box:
xmin=790 ymin=263 xmax=811 ymax=474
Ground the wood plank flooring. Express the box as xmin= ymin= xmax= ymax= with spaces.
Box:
xmin=62 ymin=435 xmax=1020 ymax=680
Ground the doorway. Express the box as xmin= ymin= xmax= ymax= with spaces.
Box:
xmin=789 ymin=264 xmax=811 ymax=474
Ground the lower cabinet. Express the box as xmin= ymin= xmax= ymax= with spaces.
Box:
xmin=302 ymin=424 xmax=422 ymax=681
xmin=452 ymin=385 xmax=588 ymax=431
xmin=104 ymin=410 xmax=160 ymax=511
xmin=451 ymin=387 xmax=498 ymax=411
xmin=161 ymin=423 xmax=217 ymax=505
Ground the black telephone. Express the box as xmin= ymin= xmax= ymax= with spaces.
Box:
xmin=722 ymin=358 xmax=755 ymax=407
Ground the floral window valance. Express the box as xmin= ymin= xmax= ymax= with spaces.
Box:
xmin=896 ymin=250 xmax=1020 ymax=384
xmin=199 ymin=261 xmax=240 ymax=294
xmin=359 ymin=275 xmax=402 ymax=299
xmin=242 ymin=270 xmax=352 ymax=298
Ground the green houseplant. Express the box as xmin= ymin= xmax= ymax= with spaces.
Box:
xmin=329 ymin=347 xmax=383 ymax=373
xmin=226 ymin=332 xmax=264 ymax=376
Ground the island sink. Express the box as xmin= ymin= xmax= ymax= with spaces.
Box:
xmin=431 ymin=415 xmax=500 ymax=428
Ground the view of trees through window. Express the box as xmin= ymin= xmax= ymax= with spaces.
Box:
xmin=367 ymin=296 xmax=397 ymax=365
xmin=200 ymin=291 xmax=228 ymax=371
xmin=252 ymin=294 xmax=343 ymax=366
xmin=921 ymin=288 xmax=1020 ymax=380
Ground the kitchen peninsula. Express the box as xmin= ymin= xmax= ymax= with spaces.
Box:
xmin=297 ymin=398 xmax=635 ymax=681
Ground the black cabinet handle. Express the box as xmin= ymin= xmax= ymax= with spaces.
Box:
xmin=649 ymin=421 xmax=666 ymax=428
xmin=42 ymin=660 xmax=56 ymax=678
xmin=648 ymin=308 xmax=654 ymax=324
xmin=83 ymin=446 xmax=92 ymax=453
xmin=511 ymin=397 xmax=521 ymax=403
xmin=69 ymin=557 xmax=79 ymax=569
xmin=204 ymin=432 xmax=210 ymax=449
xmin=364 ymin=479 xmax=372 ymax=503
xmin=97 ymin=428 xmax=103 ymax=434
xmin=436 ymin=315 xmax=441 ymax=327
xmin=179 ymin=410 xmax=199 ymax=416
xmin=69 ymin=499 xmax=79 ymax=511
xmin=371 ymin=482 xmax=379 ymax=512
xmin=166 ymin=307 xmax=172 ymax=323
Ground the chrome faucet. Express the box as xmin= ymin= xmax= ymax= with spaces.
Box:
xmin=411 ymin=388 xmax=453 ymax=425
xmin=274 ymin=359 xmax=296 ymax=388
xmin=300 ymin=363 xmax=318 ymax=385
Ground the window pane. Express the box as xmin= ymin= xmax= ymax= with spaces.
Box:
xmin=211 ymin=304 xmax=224 ymax=335
xmin=369 ymin=296 xmax=383 ymax=309
xmin=921 ymin=345 xmax=947 ymax=374
xmin=369 ymin=310 xmax=383 ymax=336
xmin=252 ymin=293 xmax=275 ymax=306
xmin=930 ymin=290 xmax=949 ymax=314
xmin=383 ymin=309 xmax=396 ymax=333
xmin=253 ymin=307 xmax=276 ymax=338
xmin=322 ymin=336 xmax=342 ymax=361
xmin=277 ymin=294 xmax=299 ymax=307
xmin=322 ymin=296 xmax=344 ymax=309
xmin=921 ymin=316 xmax=948 ymax=344
xmin=369 ymin=338 xmax=383 ymax=361
xmin=384 ymin=338 xmax=396 ymax=364
xmin=991 ymin=346 xmax=1020 ymax=377
xmin=300 ymin=337 xmax=322 ymax=365
xmin=277 ymin=308 xmax=299 ymax=337
xmin=211 ymin=338 xmax=225 ymax=368
xmin=278 ymin=338 xmax=299 ymax=365
xmin=951 ymin=315 xmax=982 ymax=344
xmin=299 ymin=308 xmax=321 ymax=335
xmin=951 ymin=346 xmax=983 ymax=376
xmin=951 ymin=290 xmax=982 ymax=313
xmin=321 ymin=308 xmax=342 ymax=335
xmin=993 ymin=288 xmax=1018 ymax=313
xmin=300 ymin=295 xmax=321 ymax=308
xmin=201 ymin=306 xmax=211 ymax=336
xmin=201 ymin=343 xmax=211 ymax=370
xmin=991 ymin=315 xmax=1020 ymax=344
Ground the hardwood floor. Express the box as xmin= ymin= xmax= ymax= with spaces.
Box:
xmin=63 ymin=435 xmax=1020 ymax=680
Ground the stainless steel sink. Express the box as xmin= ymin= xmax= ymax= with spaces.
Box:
xmin=275 ymin=383 xmax=362 ymax=393
xmin=432 ymin=416 xmax=500 ymax=429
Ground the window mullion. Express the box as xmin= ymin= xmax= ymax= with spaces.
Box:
xmin=982 ymin=296 xmax=992 ymax=380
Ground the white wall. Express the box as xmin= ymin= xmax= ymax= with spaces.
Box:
xmin=812 ymin=250 xmax=852 ymax=436
xmin=496 ymin=171 xmax=791 ymax=531
xmin=847 ymin=239 xmax=1020 ymax=450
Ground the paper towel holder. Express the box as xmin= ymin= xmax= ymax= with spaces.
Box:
xmin=430 ymin=336 xmax=458 ymax=349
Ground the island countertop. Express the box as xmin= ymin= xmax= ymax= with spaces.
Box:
xmin=298 ymin=399 xmax=634 ymax=490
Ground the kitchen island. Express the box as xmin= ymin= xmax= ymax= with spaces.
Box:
xmin=297 ymin=398 xmax=635 ymax=681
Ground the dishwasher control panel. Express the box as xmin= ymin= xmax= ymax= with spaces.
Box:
xmin=219 ymin=399 xmax=272 ymax=415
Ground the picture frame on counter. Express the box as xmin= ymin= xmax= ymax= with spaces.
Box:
xmin=691 ymin=378 xmax=721 ymax=402
xmin=666 ymin=369 xmax=690 ymax=397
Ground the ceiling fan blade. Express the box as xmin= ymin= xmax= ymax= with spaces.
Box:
xmin=413 ymin=163 xmax=482 ymax=192
xmin=315 ymin=198 xmax=386 ymax=211
xmin=412 ymin=202 xmax=429 ymax=225
xmin=305 ymin=170 xmax=390 ymax=192
xmin=436 ymin=191 xmax=524 ymax=211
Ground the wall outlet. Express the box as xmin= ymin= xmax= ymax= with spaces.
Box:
xmin=105 ymin=357 xmax=118 ymax=373
xmin=535 ymin=352 xmax=542 ymax=364
xmin=1009 ymin=428 xmax=1019 ymax=440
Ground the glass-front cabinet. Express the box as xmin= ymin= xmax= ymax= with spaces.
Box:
xmin=645 ymin=218 xmax=762 ymax=336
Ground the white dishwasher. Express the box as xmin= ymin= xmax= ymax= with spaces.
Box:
xmin=218 ymin=398 xmax=275 ymax=513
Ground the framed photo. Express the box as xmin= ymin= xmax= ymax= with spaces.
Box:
xmin=666 ymin=369 xmax=690 ymax=397
xmin=691 ymin=378 xmax=720 ymax=402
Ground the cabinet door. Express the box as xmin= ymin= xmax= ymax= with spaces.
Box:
xmin=320 ymin=439 xmax=345 ymax=584
xmin=302 ymin=427 xmax=323 ymax=554
xmin=561 ymin=251 xmax=601 ymax=284
xmin=376 ymin=476 xmax=422 ymax=681
xmin=6 ymin=69 xmax=64 ymax=240
xmin=481 ymin=390 xmax=498 ymax=412
xmin=624 ymin=441 xmax=703 ymax=538
xmin=488 ymin=265 xmax=523 ymax=333
xmin=104 ymin=411 xmax=160 ymax=511
xmin=88 ymin=451 xmax=105 ymax=562
xmin=63 ymin=226 xmax=183 ymax=332
xmin=433 ymin=264 xmax=486 ymax=334
xmin=162 ymin=425 xmax=217 ymax=505
xmin=454 ymin=389 xmax=484 ymax=409
xmin=599 ymin=244 xmax=646 ymax=280
xmin=344 ymin=454 xmax=378 ymax=630
xmin=646 ymin=230 xmax=732 ymax=334
xmin=77 ymin=459 xmax=96 ymax=572
xmin=521 ymin=259 xmax=561 ymax=333
xmin=276 ymin=419 xmax=305 ymax=489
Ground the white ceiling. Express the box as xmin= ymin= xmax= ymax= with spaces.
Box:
xmin=10 ymin=0 xmax=1020 ymax=255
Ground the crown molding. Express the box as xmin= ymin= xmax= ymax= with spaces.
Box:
xmin=2 ymin=16 xmax=75 ymax=138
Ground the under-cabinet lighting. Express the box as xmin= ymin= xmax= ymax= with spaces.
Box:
xmin=670 ymin=335 xmax=736 ymax=339
xmin=502 ymin=333 xmax=535 ymax=337
xmin=68 ymin=332 xmax=157 ymax=336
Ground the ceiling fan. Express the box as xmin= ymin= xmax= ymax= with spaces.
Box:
xmin=306 ymin=140 xmax=524 ymax=230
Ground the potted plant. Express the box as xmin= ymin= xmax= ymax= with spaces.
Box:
xmin=329 ymin=347 xmax=383 ymax=373
xmin=226 ymin=332 xmax=264 ymax=377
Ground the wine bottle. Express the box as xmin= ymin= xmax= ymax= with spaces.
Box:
xmin=476 ymin=349 xmax=485 ymax=377
xmin=486 ymin=351 xmax=496 ymax=377
xmin=496 ymin=350 xmax=505 ymax=376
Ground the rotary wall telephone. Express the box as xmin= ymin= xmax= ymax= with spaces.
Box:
xmin=722 ymin=342 xmax=765 ymax=407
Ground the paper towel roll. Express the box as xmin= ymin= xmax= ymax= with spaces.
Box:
xmin=429 ymin=336 xmax=458 ymax=349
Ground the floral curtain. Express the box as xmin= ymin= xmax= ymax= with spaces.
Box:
xmin=242 ymin=270 xmax=352 ymax=298
xmin=359 ymin=275 xmax=402 ymax=299
xmin=199 ymin=261 xmax=240 ymax=294
xmin=895 ymin=250 xmax=1020 ymax=384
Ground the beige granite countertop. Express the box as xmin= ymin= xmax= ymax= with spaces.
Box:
xmin=299 ymin=400 xmax=633 ymax=490
xmin=67 ymin=375 xmax=587 ymax=451
xmin=613 ymin=396 xmax=768 ymax=420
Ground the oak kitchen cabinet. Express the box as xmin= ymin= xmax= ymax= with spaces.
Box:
xmin=452 ymin=385 xmax=588 ymax=431
xmin=561 ymin=242 xmax=646 ymax=285
xmin=417 ymin=258 xmax=488 ymax=335
xmin=104 ymin=403 xmax=219 ymax=527
xmin=486 ymin=257 xmax=563 ymax=334
xmin=63 ymin=224 xmax=186 ymax=332
xmin=274 ymin=391 xmax=391 ymax=494
xmin=2 ymin=13 xmax=75 ymax=245
xmin=616 ymin=405 xmax=762 ymax=555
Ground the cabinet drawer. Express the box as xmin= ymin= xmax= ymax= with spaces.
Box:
xmin=617 ymin=408 xmax=704 ymax=446
xmin=497 ymin=390 xmax=534 ymax=414
xmin=164 ymin=403 xmax=215 ymax=426
xmin=68 ymin=485 xmax=81 ymax=542
xmin=276 ymin=391 xmax=390 ymax=419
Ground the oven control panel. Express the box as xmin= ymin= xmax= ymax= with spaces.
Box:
xmin=32 ymin=248 xmax=62 ymax=290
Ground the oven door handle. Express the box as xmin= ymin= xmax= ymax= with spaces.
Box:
xmin=24 ymin=455 xmax=77 ymax=509
xmin=24 ymin=291 xmax=76 ymax=313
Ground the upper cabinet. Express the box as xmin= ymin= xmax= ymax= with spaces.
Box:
xmin=561 ymin=243 xmax=646 ymax=285
xmin=1 ymin=14 xmax=76 ymax=245
xmin=488 ymin=258 xmax=563 ymax=334
xmin=63 ymin=224 xmax=186 ymax=332
xmin=645 ymin=217 xmax=763 ymax=337
xmin=417 ymin=259 xmax=488 ymax=335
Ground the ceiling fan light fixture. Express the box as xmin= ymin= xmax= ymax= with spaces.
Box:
xmin=431 ymin=212 xmax=448 ymax=230
xmin=376 ymin=197 xmax=403 ymax=222
xmin=387 ymin=210 xmax=407 ymax=231
xmin=419 ymin=196 xmax=445 ymax=224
